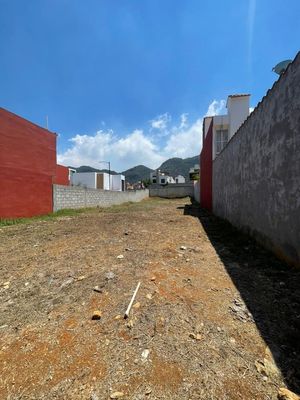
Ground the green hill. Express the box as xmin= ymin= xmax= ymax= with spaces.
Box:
xmin=122 ymin=165 xmax=154 ymax=184
xmin=157 ymin=156 xmax=199 ymax=181
xmin=68 ymin=155 xmax=199 ymax=184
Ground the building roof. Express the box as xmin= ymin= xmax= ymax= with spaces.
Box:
xmin=228 ymin=94 xmax=250 ymax=98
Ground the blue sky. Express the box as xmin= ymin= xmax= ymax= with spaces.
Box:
xmin=0 ymin=0 xmax=299 ymax=171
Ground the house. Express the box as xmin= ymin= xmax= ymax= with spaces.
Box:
xmin=150 ymin=170 xmax=176 ymax=185
xmin=71 ymin=172 xmax=125 ymax=191
xmin=189 ymin=164 xmax=200 ymax=181
xmin=200 ymin=94 xmax=250 ymax=210
xmin=0 ymin=107 xmax=58 ymax=218
xmin=175 ymin=175 xmax=185 ymax=183
xmin=54 ymin=165 xmax=76 ymax=186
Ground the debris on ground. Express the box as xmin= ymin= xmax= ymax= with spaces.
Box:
xmin=0 ymin=198 xmax=299 ymax=399
xmin=229 ymin=297 xmax=254 ymax=322
xmin=278 ymin=388 xmax=300 ymax=400
xmin=91 ymin=310 xmax=102 ymax=320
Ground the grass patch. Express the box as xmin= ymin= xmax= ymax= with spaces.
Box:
xmin=0 ymin=208 xmax=93 ymax=227
xmin=0 ymin=197 xmax=183 ymax=227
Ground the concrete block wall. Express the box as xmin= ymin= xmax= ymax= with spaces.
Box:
xmin=149 ymin=183 xmax=194 ymax=198
xmin=53 ymin=185 xmax=149 ymax=212
xmin=212 ymin=52 xmax=300 ymax=266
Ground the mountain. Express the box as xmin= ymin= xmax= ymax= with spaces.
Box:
xmin=122 ymin=165 xmax=154 ymax=184
xmin=69 ymin=155 xmax=199 ymax=184
xmin=157 ymin=156 xmax=199 ymax=181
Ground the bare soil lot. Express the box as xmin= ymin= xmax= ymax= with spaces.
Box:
xmin=0 ymin=198 xmax=299 ymax=399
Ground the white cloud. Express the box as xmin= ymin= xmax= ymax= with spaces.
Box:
xmin=205 ymin=99 xmax=226 ymax=116
xmin=57 ymin=99 xmax=226 ymax=171
xmin=150 ymin=112 xmax=171 ymax=131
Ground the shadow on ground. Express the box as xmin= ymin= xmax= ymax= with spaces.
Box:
xmin=181 ymin=201 xmax=300 ymax=393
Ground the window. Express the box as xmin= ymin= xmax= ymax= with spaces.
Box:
xmin=215 ymin=129 xmax=228 ymax=155
xmin=160 ymin=178 xmax=165 ymax=184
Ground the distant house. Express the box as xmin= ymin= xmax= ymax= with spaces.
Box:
xmin=150 ymin=170 xmax=173 ymax=185
xmin=175 ymin=175 xmax=185 ymax=183
xmin=54 ymin=165 xmax=76 ymax=186
xmin=189 ymin=164 xmax=200 ymax=181
xmin=71 ymin=172 xmax=125 ymax=191
xmin=200 ymin=94 xmax=250 ymax=210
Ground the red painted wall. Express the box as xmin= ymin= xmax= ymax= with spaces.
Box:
xmin=54 ymin=164 xmax=70 ymax=186
xmin=0 ymin=108 xmax=57 ymax=218
xmin=200 ymin=118 xmax=213 ymax=211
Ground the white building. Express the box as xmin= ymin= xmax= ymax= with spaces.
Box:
xmin=175 ymin=175 xmax=185 ymax=183
xmin=71 ymin=172 xmax=125 ymax=191
xmin=204 ymin=94 xmax=250 ymax=160
xmin=150 ymin=170 xmax=175 ymax=185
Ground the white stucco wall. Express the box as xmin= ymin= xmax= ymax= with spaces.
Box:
xmin=227 ymin=96 xmax=250 ymax=138
xmin=71 ymin=172 xmax=96 ymax=189
xmin=111 ymin=174 xmax=125 ymax=191
xmin=175 ymin=175 xmax=185 ymax=183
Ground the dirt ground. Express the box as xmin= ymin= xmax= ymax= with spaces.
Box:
xmin=0 ymin=197 xmax=299 ymax=400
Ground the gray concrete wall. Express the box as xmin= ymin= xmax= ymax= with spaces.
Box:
xmin=213 ymin=52 xmax=300 ymax=267
xmin=193 ymin=181 xmax=200 ymax=203
xmin=53 ymin=185 xmax=149 ymax=212
xmin=149 ymin=183 xmax=194 ymax=198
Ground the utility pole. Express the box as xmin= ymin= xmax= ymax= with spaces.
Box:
xmin=99 ymin=161 xmax=111 ymax=190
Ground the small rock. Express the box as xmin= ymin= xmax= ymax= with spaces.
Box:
xmin=125 ymin=247 xmax=132 ymax=251
xmin=186 ymin=258 xmax=190 ymax=262
xmin=189 ymin=333 xmax=196 ymax=339
xmin=229 ymin=337 xmax=236 ymax=344
xmin=127 ymin=320 xmax=134 ymax=329
xmin=145 ymin=388 xmax=152 ymax=395
xmin=146 ymin=293 xmax=152 ymax=300
xmin=180 ymin=246 xmax=187 ymax=250
xmin=278 ymin=388 xmax=300 ymax=400
xmin=133 ymin=302 xmax=140 ymax=309
xmin=117 ymin=255 xmax=124 ymax=259
xmin=60 ymin=278 xmax=74 ymax=289
xmin=217 ymin=327 xmax=222 ymax=332
xmin=105 ymin=271 xmax=116 ymax=280
xmin=92 ymin=310 xmax=102 ymax=320
xmin=196 ymin=334 xmax=202 ymax=341
xmin=93 ymin=286 xmax=102 ymax=293
xmin=262 ymin=376 xmax=268 ymax=382
xmin=141 ymin=349 xmax=150 ymax=361
xmin=24 ymin=282 xmax=29 ymax=287
xmin=105 ymin=339 xmax=110 ymax=345
xmin=279 ymin=281 xmax=285 ymax=287
xmin=91 ymin=393 xmax=99 ymax=400
xmin=150 ymin=276 xmax=156 ymax=281
xmin=76 ymin=275 xmax=86 ymax=281
xmin=124 ymin=231 xmax=129 ymax=235
xmin=115 ymin=315 xmax=122 ymax=320
xmin=110 ymin=392 xmax=124 ymax=399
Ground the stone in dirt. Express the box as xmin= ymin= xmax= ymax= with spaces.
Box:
xmin=278 ymin=388 xmax=300 ymax=400
xmin=180 ymin=246 xmax=187 ymax=250
xmin=93 ymin=286 xmax=102 ymax=293
xmin=91 ymin=310 xmax=102 ymax=320
xmin=76 ymin=275 xmax=86 ymax=281
xmin=117 ymin=254 xmax=124 ymax=259
xmin=133 ymin=302 xmax=140 ymax=309
xmin=91 ymin=393 xmax=99 ymax=400
xmin=105 ymin=272 xmax=116 ymax=280
xmin=110 ymin=392 xmax=124 ymax=399
xmin=255 ymin=358 xmax=280 ymax=378
xmin=141 ymin=349 xmax=150 ymax=361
